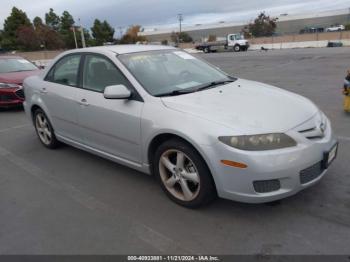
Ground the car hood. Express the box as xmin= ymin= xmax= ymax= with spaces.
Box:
xmin=161 ymin=79 xmax=318 ymax=134
xmin=0 ymin=70 xmax=41 ymax=85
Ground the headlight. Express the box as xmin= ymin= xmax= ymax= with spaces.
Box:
xmin=218 ymin=133 xmax=296 ymax=151
xmin=0 ymin=83 xmax=21 ymax=89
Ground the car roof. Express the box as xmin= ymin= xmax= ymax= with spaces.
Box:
xmin=0 ymin=55 xmax=24 ymax=59
xmin=67 ymin=44 xmax=176 ymax=55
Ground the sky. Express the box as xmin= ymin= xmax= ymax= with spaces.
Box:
xmin=1 ymin=0 xmax=350 ymax=35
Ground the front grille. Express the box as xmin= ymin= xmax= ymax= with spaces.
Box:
xmin=253 ymin=179 xmax=281 ymax=193
xmin=295 ymin=113 xmax=327 ymax=141
xmin=0 ymin=94 xmax=16 ymax=101
xmin=300 ymin=161 xmax=324 ymax=184
xmin=298 ymin=126 xmax=325 ymax=140
xmin=15 ymin=89 xmax=25 ymax=99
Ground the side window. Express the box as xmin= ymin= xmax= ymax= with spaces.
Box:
xmin=83 ymin=54 xmax=130 ymax=92
xmin=229 ymin=35 xmax=235 ymax=41
xmin=47 ymin=55 xmax=81 ymax=86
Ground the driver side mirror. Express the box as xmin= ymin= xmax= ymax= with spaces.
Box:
xmin=104 ymin=84 xmax=131 ymax=99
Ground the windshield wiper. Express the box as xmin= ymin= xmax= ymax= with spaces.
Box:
xmin=155 ymin=89 xmax=197 ymax=97
xmin=11 ymin=70 xmax=34 ymax=72
xmin=195 ymin=80 xmax=235 ymax=92
xmin=155 ymin=78 xmax=236 ymax=97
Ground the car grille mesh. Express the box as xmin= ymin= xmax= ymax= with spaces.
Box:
xmin=0 ymin=94 xmax=16 ymax=101
xmin=15 ymin=89 xmax=25 ymax=99
xmin=295 ymin=113 xmax=327 ymax=141
xmin=253 ymin=179 xmax=281 ymax=193
xmin=299 ymin=161 xmax=324 ymax=184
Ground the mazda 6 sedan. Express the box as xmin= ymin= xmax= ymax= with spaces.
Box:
xmin=23 ymin=45 xmax=338 ymax=208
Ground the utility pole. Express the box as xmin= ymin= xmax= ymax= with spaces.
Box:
xmin=177 ymin=14 xmax=183 ymax=44
xmin=71 ymin=26 xmax=78 ymax=48
xmin=78 ymin=18 xmax=86 ymax=48
xmin=178 ymin=14 xmax=183 ymax=34
xmin=118 ymin=26 xmax=123 ymax=39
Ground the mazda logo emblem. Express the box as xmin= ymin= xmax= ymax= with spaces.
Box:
xmin=320 ymin=122 xmax=325 ymax=134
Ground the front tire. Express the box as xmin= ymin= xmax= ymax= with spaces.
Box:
xmin=34 ymin=108 xmax=59 ymax=149
xmin=154 ymin=139 xmax=216 ymax=208
xmin=233 ymin=45 xmax=241 ymax=52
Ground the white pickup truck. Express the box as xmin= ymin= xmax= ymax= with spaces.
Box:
xmin=326 ymin=25 xmax=345 ymax=32
xmin=195 ymin=34 xmax=249 ymax=53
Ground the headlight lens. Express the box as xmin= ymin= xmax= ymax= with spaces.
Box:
xmin=218 ymin=133 xmax=296 ymax=151
xmin=0 ymin=83 xmax=21 ymax=89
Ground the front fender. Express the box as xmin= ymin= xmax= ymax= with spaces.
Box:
xmin=140 ymin=102 xmax=233 ymax=191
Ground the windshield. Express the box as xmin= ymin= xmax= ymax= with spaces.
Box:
xmin=119 ymin=50 xmax=233 ymax=96
xmin=0 ymin=58 xmax=38 ymax=73
xmin=234 ymin=35 xmax=244 ymax=40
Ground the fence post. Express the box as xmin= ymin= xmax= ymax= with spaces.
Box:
xmin=271 ymin=35 xmax=274 ymax=50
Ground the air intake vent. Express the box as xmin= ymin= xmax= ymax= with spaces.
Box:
xmin=298 ymin=124 xmax=325 ymax=140
xmin=300 ymin=161 xmax=324 ymax=184
xmin=253 ymin=179 xmax=281 ymax=193
xmin=299 ymin=127 xmax=316 ymax=133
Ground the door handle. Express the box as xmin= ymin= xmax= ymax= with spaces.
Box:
xmin=78 ymin=98 xmax=89 ymax=106
xmin=40 ymin=88 xmax=47 ymax=94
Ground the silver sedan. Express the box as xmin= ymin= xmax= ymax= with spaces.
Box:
xmin=23 ymin=45 xmax=338 ymax=208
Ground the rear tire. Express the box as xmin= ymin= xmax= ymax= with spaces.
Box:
xmin=154 ymin=139 xmax=216 ymax=208
xmin=204 ymin=47 xmax=210 ymax=53
xmin=33 ymin=108 xmax=59 ymax=149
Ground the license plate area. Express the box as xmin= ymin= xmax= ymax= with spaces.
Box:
xmin=322 ymin=142 xmax=338 ymax=169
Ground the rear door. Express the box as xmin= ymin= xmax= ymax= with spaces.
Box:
xmin=43 ymin=54 xmax=82 ymax=142
xmin=76 ymin=53 xmax=144 ymax=164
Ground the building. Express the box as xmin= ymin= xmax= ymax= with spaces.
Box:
xmin=139 ymin=9 xmax=350 ymax=43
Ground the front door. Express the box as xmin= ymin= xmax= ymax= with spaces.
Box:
xmin=76 ymin=54 xmax=143 ymax=164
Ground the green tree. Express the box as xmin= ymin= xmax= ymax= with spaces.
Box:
xmin=1 ymin=7 xmax=32 ymax=50
xmin=84 ymin=28 xmax=93 ymax=46
xmin=345 ymin=23 xmax=350 ymax=31
xmin=33 ymin=16 xmax=44 ymax=29
xmin=45 ymin=8 xmax=60 ymax=31
xmin=179 ymin=32 xmax=192 ymax=43
xmin=243 ymin=12 xmax=278 ymax=37
xmin=60 ymin=11 xmax=75 ymax=48
xmin=170 ymin=31 xmax=192 ymax=43
xmin=91 ymin=19 xmax=115 ymax=45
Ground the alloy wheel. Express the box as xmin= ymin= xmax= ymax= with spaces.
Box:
xmin=35 ymin=112 xmax=52 ymax=145
xmin=159 ymin=149 xmax=200 ymax=201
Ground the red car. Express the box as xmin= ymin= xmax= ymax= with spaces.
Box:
xmin=0 ymin=56 xmax=41 ymax=108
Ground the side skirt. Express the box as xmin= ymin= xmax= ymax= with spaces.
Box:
xmin=56 ymin=134 xmax=151 ymax=175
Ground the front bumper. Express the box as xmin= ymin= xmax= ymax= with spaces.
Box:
xmin=0 ymin=88 xmax=24 ymax=107
xmin=204 ymin=121 xmax=337 ymax=203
